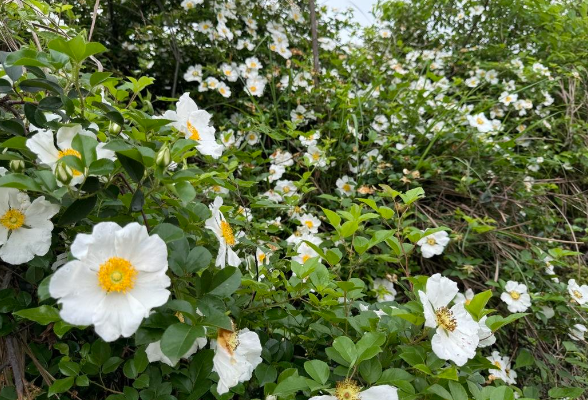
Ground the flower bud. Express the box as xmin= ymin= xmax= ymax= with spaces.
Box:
xmin=109 ymin=122 xmax=122 ymax=135
xmin=9 ymin=159 xmax=25 ymax=173
xmin=55 ymin=162 xmax=74 ymax=185
xmin=156 ymin=145 xmax=171 ymax=168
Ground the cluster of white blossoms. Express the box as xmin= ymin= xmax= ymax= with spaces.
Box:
xmin=487 ymin=350 xmax=517 ymax=384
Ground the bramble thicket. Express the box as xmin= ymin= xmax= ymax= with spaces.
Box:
xmin=0 ymin=0 xmax=588 ymax=399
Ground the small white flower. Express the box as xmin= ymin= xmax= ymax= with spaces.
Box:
xmin=467 ymin=113 xmax=493 ymax=133
xmin=373 ymin=278 xmax=396 ymax=302
xmin=336 ymin=176 xmax=356 ymax=196
xmin=212 ymin=328 xmax=262 ymax=395
xmin=183 ymin=64 xmax=203 ymax=82
xmin=162 ymin=93 xmax=224 ymax=159
xmin=419 ymin=274 xmax=479 ymax=366
xmin=569 ymin=323 xmax=587 ymax=341
xmin=500 ymin=281 xmax=531 ymax=312
xmin=292 ymin=235 xmax=322 ymax=264
xmin=417 ymin=231 xmax=450 ymax=258
xmin=268 ymin=164 xmax=285 ymax=182
xmin=49 ymin=222 xmax=171 ymax=342
xmin=245 ymin=132 xmax=259 ymax=146
xmin=181 ymin=0 xmax=202 ymax=11
xmin=275 ymin=180 xmax=297 ymax=197
xmin=245 ymin=76 xmax=267 ymax=97
xmin=487 ymin=351 xmax=517 ymax=384
xmin=499 ymin=91 xmax=518 ymax=106
xmin=205 ymin=197 xmax=241 ymax=269
xmin=217 ymin=82 xmax=232 ymax=98
xmin=298 ymin=213 xmax=321 ymax=234
xmin=0 ymin=189 xmax=59 ymax=264
xmin=568 ymin=279 xmax=588 ymax=305
xmin=146 ymin=335 xmax=207 ymax=366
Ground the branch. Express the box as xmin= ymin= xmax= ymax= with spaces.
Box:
xmin=308 ymin=0 xmax=320 ymax=87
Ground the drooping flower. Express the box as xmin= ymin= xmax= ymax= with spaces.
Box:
xmin=308 ymin=381 xmax=398 ymax=400
xmin=26 ymin=125 xmax=115 ymax=186
xmin=419 ymin=274 xmax=479 ymax=366
xmin=416 ymin=231 xmax=450 ymax=258
xmin=212 ymin=327 xmax=262 ymax=395
xmin=567 ymin=279 xmax=588 ymax=305
xmin=500 ymin=281 xmax=531 ymax=312
xmin=162 ymin=93 xmax=224 ymax=159
xmin=0 ymin=189 xmax=59 ymax=265
xmin=373 ymin=278 xmax=397 ymax=302
xmin=205 ymin=197 xmax=241 ymax=268
xmin=49 ymin=222 xmax=171 ymax=342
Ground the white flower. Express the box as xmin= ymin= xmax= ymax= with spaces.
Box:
xmin=309 ymin=383 xmax=398 ymax=400
xmin=292 ymin=236 xmax=322 ymax=264
xmin=454 ymin=288 xmax=475 ymax=305
xmin=49 ymin=222 xmax=171 ymax=342
xmin=146 ymin=335 xmax=207 ymax=366
xmin=380 ymin=29 xmax=392 ymax=38
xmin=217 ymin=82 xmax=232 ymax=98
xmin=467 ymin=113 xmax=493 ymax=133
xmin=418 ymin=274 xmax=479 ymax=366
xmin=487 ymin=351 xmax=517 ymax=384
xmin=183 ymin=64 xmax=203 ymax=82
xmin=162 ymin=93 xmax=224 ymax=159
xmin=336 ymin=176 xmax=356 ymax=196
xmin=205 ymin=197 xmax=241 ymax=269
xmin=181 ymin=0 xmax=202 ymax=10
xmin=373 ymin=278 xmax=396 ymax=302
xmin=275 ymin=180 xmax=297 ymax=197
xmin=465 ymin=77 xmax=479 ymax=87
xmin=500 ymin=281 xmax=531 ymax=312
xmin=304 ymin=145 xmax=327 ymax=167
xmin=268 ymin=164 xmax=285 ymax=182
xmin=298 ymin=213 xmax=321 ymax=234
xmin=569 ymin=324 xmax=587 ymax=341
xmin=568 ymin=279 xmax=588 ymax=305
xmin=245 ymin=76 xmax=267 ymax=97
xmin=26 ymin=125 xmax=115 ymax=186
xmin=0 ymin=189 xmax=59 ymax=264
xmin=270 ymin=149 xmax=294 ymax=167
xmin=220 ymin=63 xmax=239 ymax=82
xmin=417 ymin=231 xmax=450 ymax=258
xmin=256 ymin=247 xmax=270 ymax=266
xmin=212 ymin=328 xmax=262 ymax=395
xmin=245 ymin=132 xmax=259 ymax=146
xmin=476 ymin=315 xmax=496 ymax=347
xmin=499 ymin=91 xmax=518 ymax=106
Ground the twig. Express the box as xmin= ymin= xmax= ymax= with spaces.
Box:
xmin=308 ymin=0 xmax=320 ymax=87
xmin=88 ymin=0 xmax=101 ymax=42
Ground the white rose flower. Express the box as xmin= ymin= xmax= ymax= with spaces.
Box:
xmin=500 ymin=281 xmax=531 ymax=312
xmin=49 ymin=222 xmax=171 ymax=342
xmin=162 ymin=93 xmax=224 ymax=159
xmin=0 ymin=189 xmax=59 ymax=264
xmin=417 ymin=231 xmax=450 ymax=258
xmin=567 ymin=279 xmax=588 ymax=305
xmin=373 ymin=278 xmax=397 ymax=302
xmin=205 ymin=197 xmax=241 ymax=268
xmin=309 ymin=382 xmax=398 ymax=400
xmin=418 ymin=274 xmax=479 ymax=366
xmin=212 ymin=328 xmax=262 ymax=395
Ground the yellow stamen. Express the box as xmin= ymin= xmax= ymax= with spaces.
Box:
xmin=335 ymin=379 xmax=361 ymax=400
xmin=258 ymin=253 xmax=266 ymax=263
xmin=302 ymin=254 xmax=311 ymax=263
xmin=97 ymin=257 xmax=137 ymax=293
xmin=342 ymin=183 xmax=351 ymax=192
xmin=283 ymin=186 xmax=290 ymax=193
xmin=510 ymin=291 xmax=521 ymax=300
xmin=426 ymin=237 xmax=436 ymax=246
xmin=218 ymin=328 xmax=239 ymax=356
xmin=435 ymin=306 xmax=457 ymax=332
xmin=250 ymin=86 xmax=257 ymax=93
xmin=0 ymin=209 xmax=25 ymax=230
xmin=220 ymin=220 xmax=235 ymax=246
xmin=304 ymin=220 xmax=314 ymax=229
xmin=573 ymin=290 xmax=583 ymax=299
xmin=187 ymin=121 xmax=201 ymax=141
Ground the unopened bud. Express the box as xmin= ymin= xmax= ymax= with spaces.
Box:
xmin=156 ymin=145 xmax=171 ymax=168
xmin=109 ymin=122 xmax=122 ymax=135
xmin=9 ymin=159 xmax=25 ymax=173
xmin=55 ymin=162 xmax=74 ymax=185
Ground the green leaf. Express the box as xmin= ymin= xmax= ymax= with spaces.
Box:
xmin=186 ymin=246 xmax=212 ymax=273
xmin=72 ymin=133 xmax=98 ymax=167
xmin=353 ymin=236 xmax=370 ymax=254
xmin=490 ymin=386 xmax=515 ymax=400
xmin=272 ymin=375 xmax=308 ymax=396
xmin=208 ymin=267 xmax=242 ymax=297
xmin=356 ymin=332 xmax=385 ymax=362
xmin=304 ymin=360 xmax=330 ymax=384
xmin=18 ymin=78 xmax=63 ymax=95
xmin=151 ymin=223 xmax=184 ymax=243
xmin=399 ymin=187 xmax=425 ymax=205
xmin=160 ymin=323 xmax=205 ymax=366
xmin=13 ymin=305 xmax=61 ymax=325
xmin=332 ymin=336 xmax=357 ymax=366
xmin=548 ymin=387 xmax=584 ymax=399
xmin=321 ymin=207 xmax=341 ymax=228
xmin=117 ymin=153 xmax=145 ymax=183
xmin=487 ymin=313 xmax=528 ymax=331
xmin=448 ymin=381 xmax=468 ymax=400
xmin=359 ymin=357 xmax=382 ymax=384
xmin=435 ymin=366 xmax=459 ymax=381
xmin=175 ymin=181 xmax=196 ymax=204
xmin=48 ymin=377 xmax=74 ymax=396
xmin=465 ymin=289 xmax=493 ymax=320
xmin=255 ymin=364 xmax=277 ymax=387
xmin=58 ymin=196 xmax=96 ymax=225
xmin=427 ymin=384 xmax=452 ymax=400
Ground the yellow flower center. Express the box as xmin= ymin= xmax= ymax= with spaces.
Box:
xmin=335 ymin=379 xmax=361 ymax=400
xmin=342 ymin=183 xmax=351 ymax=192
xmin=250 ymin=85 xmax=257 ymax=92
xmin=249 ymin=134 xmax=256 ymax=140
xmin=426 ymin=237 xmax=437 ymax=246
xmin=465 ymin=298 xmax=471 ymax=305
xmin=192 ymin=70 xmax=199 ymax=77
xmin=302 ymin=254 xmax=311 ymax=263
xmin=493 ymin=361 xmax=502 ymax=369
xmin=505 ymin=96 xmax=511 ymax=102
xmin=218 ymin=328 xmax=239 ymax=356
xmin=250 ymin=62 xmax=257 ymax=68
xmin=435 ymin=306 xmax=457 ymax=332
xmin=187 ymin=121 xmax=201 ymax=141
xmin=224 ymin=70 xmax=232 ymax=76
xmin=304 ymin=220 xmax=314 ymax=229
xmin=220 ymin=88 xmax=226 ymax=94
xmin=510 ymin=290 xmax=521 ymax=300
xmin=186 ymin=2 xmax=194 ymax=8
xmin=97 ymin=257 xmax=137 ymax=293
xmin=57 ymin=148 xmax=82 ymax=176
xmin=476 ymin=117 xmax=484 ymax=125
xmin=573 ymin=289 xmax=583 ymax=299
xmin=220 ymin=220 xmax=236 ymax=246
xmin=0 ymin=209 xmax=25 ymax=230
xmin=283 ymin=186 xmax=290 ymax=193
xmin=258 ymin=253 xmax=266 ymax=263
xmin=312 ymin=152 xmax=320 ymax=161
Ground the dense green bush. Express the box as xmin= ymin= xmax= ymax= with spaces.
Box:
xmin=0 ymin=0 xmax=587 ymax=399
